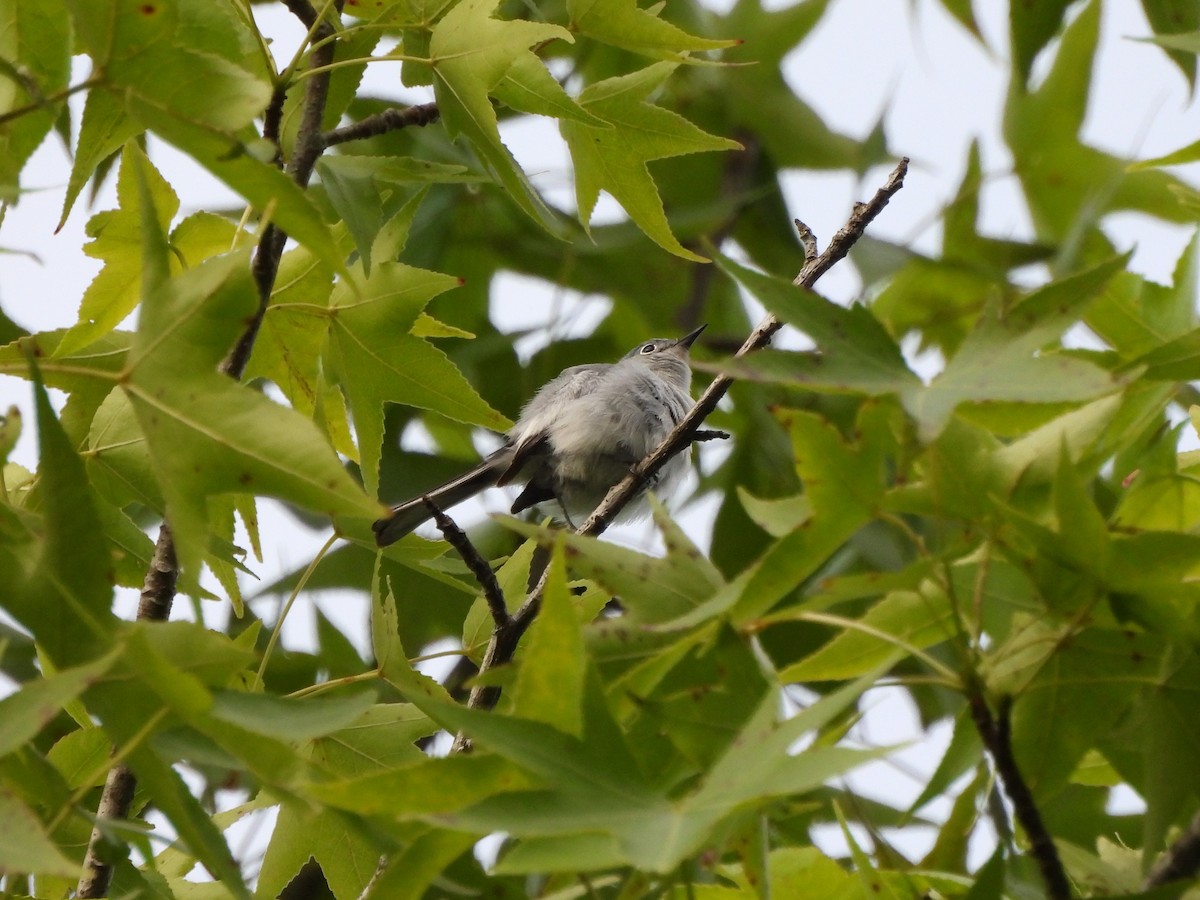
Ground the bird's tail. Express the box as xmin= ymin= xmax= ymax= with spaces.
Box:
xmin=372 ymin=451 xmax=511 ymax=547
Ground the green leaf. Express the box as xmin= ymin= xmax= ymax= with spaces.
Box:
xmin=209 ymin=690 xmax=378 ymax=743
xmin=501 ymin=518 xmax=723 ymax=625
xmin=360 ymin=830 xmax=478 ymax=900
xmin=311 ymin=754 xmax=537 ymax=816
xmin=778 ymin=585 xmax=954 ymax=683
xmin=0 ymin=0 xmax=71 ymax=202
xmin=722 ymin=0 xmax=867 ymax=171
xmin=712 ymin=254 xmax=920 ymax=396
xmin=511 ymin=547 xmax=586 ymax=737
xmin=316 ymin=156 xmax=477 ymax=274
xmin=1009 ymin=0 xmax=1074 ymax=85
xmin=309 ymin=703 xmax=433 ymax=778
xmin=1005 ymin=0 xmax=1197 ymax=243
xmin=567 ymin=0 xmax=737 ymax=58
xmin=1141 ymin=0 xmax=1200 ymax=87
xmin=562 ymin=63 xmax=741 ymax=262
xmin=429 ymin=0 xmax=572 ymax=233
xmin=0 ymin=650 xmax=116 ymax=756
xmin=907 ymin=258 xmax=1127 ymax=439
xmin=124 ymin=251 xmax=381 ymax=577
xmin=10 ymin=372 xmax=117 ymax=668
xmin=254 ymin=803 xmax=382 ymax=900
xmin=327 ymin=262 xmax=509 ymax=497
xmin=727 ymin=405 xmax=889 ymax=624
xmin=57 ymin=143 xmax=178 ymax=358
xmin=0 ymin=789 xmax=79 ymax=878
xmin=59 ymin=77 xmax=141 ymax=229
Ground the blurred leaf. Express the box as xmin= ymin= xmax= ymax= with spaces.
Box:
xmin=1009 ymin=0 xmax=1074 ymax=86
xmin=1140 ymin=0 xmax=1200 ymax=87
xmin=7 ymin=374 xmax=117 ymax=668
xmin=0 ymin=789 xmax=79 ymax=877
xmin=0 ymin=650 xmax=116 ymax=756
xmin=0 ymin=0 xmax=71 ymax=202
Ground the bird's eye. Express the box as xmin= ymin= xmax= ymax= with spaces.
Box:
xmin=640 ymin=343 xmax=656 ymax=354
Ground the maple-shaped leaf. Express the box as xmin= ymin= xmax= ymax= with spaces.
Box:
xmin=55 ymin=144 xmax=245 ymax=358
xmin=324 ymin=262 xmax=512 ymax=497
xmin=429 ymin=0 xmax=573 ymax=233
xmin=567 ymin=0 xmax=738 ymax=59
xmin=561 ymin=62 xmax=741 ymax=262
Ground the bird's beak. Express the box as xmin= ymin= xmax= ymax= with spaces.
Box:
xmin=675 ymin=324 xmax=707 ymax=352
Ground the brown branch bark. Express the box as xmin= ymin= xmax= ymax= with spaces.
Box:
xmin=423 ymin=497 xmax=509 ymax=628
xmin=452 ymin=158 xmax=910 ymax=733
xmin=1145 ymin=810 xmax=1200 ymax=889
xmin=968 ymin=689 xmax=1072 ymax=899
xmin=77 ymin=5 xmax=345 ymax=894
xmin=323 ymin=103 xmax=441 ymax=148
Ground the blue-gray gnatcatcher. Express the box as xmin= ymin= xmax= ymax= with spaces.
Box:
xmin=372 ymin=325 xmax=707 ymax=546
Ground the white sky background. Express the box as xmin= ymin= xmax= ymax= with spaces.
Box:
xmin=0 ymin=0 xmax=1196 ymax=878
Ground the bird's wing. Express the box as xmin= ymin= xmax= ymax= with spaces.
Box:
xmin=499 ymin=364 xmax=609 ymax=485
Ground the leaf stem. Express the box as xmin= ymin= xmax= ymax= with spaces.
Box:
xmin=0 ymin=77 xmax=101 ymax=128
xmin=255 ymin=534 xmax=338 ymax=691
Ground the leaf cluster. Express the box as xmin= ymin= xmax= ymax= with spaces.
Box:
xmin=2 ymin=0 xmax=1200 ymax=898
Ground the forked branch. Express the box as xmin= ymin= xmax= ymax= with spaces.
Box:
xmin=454 ymin=158 xmax=911 ymax=731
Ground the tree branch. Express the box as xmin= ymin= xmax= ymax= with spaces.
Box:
xmin=423 ymin=497 xmax=509 ymax=628
xmin=580 ymin=156 xmax=909 ymax=538
xmin=968 ymin=689 xmax=1072 ymax=899
xmin=323 ymin=102 xmax=441 ymax=148
xmin=1145 ymin=810 xmax=1200 ymax=888
xmin=452 ymin=158 xmax=910 ymax=727
xmin=76 ymin=525 xmax=176 ymax=897
xmin=77 ymin=10 xmax=345 ymax=896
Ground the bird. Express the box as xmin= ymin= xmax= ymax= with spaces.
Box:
xmin=372 ymin=325 xmax=707 ymax=546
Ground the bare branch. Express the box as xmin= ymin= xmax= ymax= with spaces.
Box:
xmin=794 ymin=218 xmax=818 ymax=264
xmin=1145 ymin=810 xmax=1200 ymax=889
xmin=969 ymin=690 xmax=1072 ymax=899
xmin=453 ymin=158 xmax=910 ymax=725
xmin=423 ymin=497 xmax=509 ymax=628
xmin=323 ymin=103 xmax=441 ymax=148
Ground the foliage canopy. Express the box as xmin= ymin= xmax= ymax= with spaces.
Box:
xmin=3 ymin=0 xmax=1200 ymax=897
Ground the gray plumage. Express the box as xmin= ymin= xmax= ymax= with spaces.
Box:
xmin=372 ymin=325 xmax=705 ymax=546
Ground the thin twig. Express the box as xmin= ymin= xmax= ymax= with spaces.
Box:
xmin=968 ymin=689 xmax=1072 ymax=899
xmin=423 ymin=497 xmax=510 ymax=627
xmin=0 ymin=76 xmax=101 ymax=127
xmin=794 ymin=218 xmax=819 ymax=264
xmin=452 ymin=158 xmax=910 ymax=726
xmin=323 ymin=103 xmax=441 ymax=147
xmin=1145 ymin=810 xmax=1200 ymax=888
xmin=220 ymin=12 xmax=336 ymax=379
